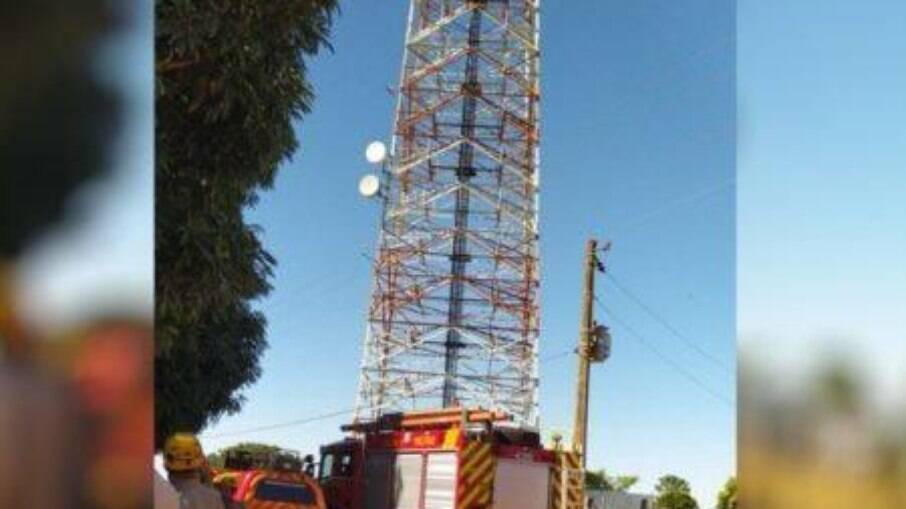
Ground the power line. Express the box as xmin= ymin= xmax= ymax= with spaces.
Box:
xmin=202 ymin=348 xmax=577 ymax=440
xmin=540 ymin=348 xmax=574 ymax=363
xmin=260 ymin=266 xmax=362 ymax=317
xmin=201 ymin=407 xmax=358 ymax=440
xmin=604 ymin=272 xmax=731 ymax=374
xmin=606 ymin=178 xmax=735 ymax=240
xmin=596 ymin=296 xmax=733 ymax=407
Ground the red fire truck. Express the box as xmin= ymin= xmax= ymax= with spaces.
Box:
xmin=318 ymin=408 xmax=583 ymax=509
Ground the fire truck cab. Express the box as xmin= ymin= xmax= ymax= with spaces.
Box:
xmin=318 ymin=438 xmax=364 ymax=509
xmin=318 ymin=408 xmax=583 ymax=509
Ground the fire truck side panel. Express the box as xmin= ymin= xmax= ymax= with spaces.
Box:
xmin=492 ymin=458 xmax=551 ymax=509
xmin=362 ymin=451 xmax=459 ymax=509
xmin=395 ymin=454 xmax=424 ymax=508
xmin=423 ymin=453 xmax=457 ymax=509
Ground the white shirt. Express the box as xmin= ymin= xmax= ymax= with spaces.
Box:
xmin=170 ymin=476 xmax=226 ymax=509
xmin=154 ymin=470 xmax=180 ymax=509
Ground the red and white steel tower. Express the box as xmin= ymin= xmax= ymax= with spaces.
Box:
xmin=356 ymin=0 xmax=542 ymax=428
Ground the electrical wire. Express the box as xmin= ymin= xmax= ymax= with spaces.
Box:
xmin=540 ymin=349 xmax=573 ymax=363
xmin=604 ymin=272 xmax=732 ymax=373
xmin=595 ymin=296 xmax=734 ymax=407
xmin=201 ymin=407 xmax=360 ymax=439
xmin=610 ymin=178 xmax=735 ymax=237
xmin=201 ymin=347 xmax=577 ymax=440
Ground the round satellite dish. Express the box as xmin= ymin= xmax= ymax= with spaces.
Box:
xmin=365 ymin=141 xmax=388 ymax=164
xmin=358 ymin=174 xmax=381 ymax=198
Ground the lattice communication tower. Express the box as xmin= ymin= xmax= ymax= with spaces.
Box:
xmin=355 ymin=0 xmax=542 ymax=428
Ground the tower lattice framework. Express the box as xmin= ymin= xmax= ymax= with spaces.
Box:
xmin=356 ymin=0 xmax=542 ymax=428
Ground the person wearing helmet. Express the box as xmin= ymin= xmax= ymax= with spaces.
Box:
xmin=164 ymin=433 xmax=225 ymax=509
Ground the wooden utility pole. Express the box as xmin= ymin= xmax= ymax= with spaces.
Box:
xmin=571 ymin=238 xmax=610 ymax=469
xmin=572 ymin=239 xmax=596 ymax=467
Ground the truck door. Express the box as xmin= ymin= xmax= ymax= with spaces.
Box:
xmin=364 ymin=453 xmax=394 ymax=509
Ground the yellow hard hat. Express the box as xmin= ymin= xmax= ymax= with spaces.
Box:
xmin=213 ymin=472 xmax=240 ymax=488
xmin=164 ymin=433 xmax=204 ymax=472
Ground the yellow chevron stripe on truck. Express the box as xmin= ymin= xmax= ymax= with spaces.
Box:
xmin=550 ymin=451 xmax=584 ymax=509
xmin=458 ymin=441 xmax=494 ymax=509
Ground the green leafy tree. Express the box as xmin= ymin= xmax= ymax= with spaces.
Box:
xmin=585 ymin=469 xmax=639 ymax=492
xmin=655 ymin=475 xmax=699 ymax=509
xmin=613 ymin=475 xmax=639 ymax=492
xmin=206 ymin=442 xmax=282 ymax=468
xmin=154 ymin=0 xmax=338 ymax=447
xmin=586 ymin=470 xmax=608 ymax=491
xmin=716 ymin=476 xmax=737 ymax=509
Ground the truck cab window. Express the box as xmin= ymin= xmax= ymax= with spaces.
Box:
xmin=319 ymin=453 xmax=334 ymax=481
xmin=338 ymin=453 xmax=353 ymax=476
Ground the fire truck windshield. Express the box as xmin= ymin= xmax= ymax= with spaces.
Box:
xmin=255 ymin=480 xmax=316 ymax=504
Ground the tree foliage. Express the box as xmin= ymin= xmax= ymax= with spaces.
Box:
xmin=206 ymin=442 xmax=281 ymax=468
xmin=154 ymin=0 xmax=338 ymax=447
xmin=655 ymin=474 xmax=699 ymax=509
xmin=585 ymin=469 xmax=639 ymax=492
xmin=716 ymin=477 xmax=737 ymax=509
xmin=585 ymin=470 xmax=607 ymax=490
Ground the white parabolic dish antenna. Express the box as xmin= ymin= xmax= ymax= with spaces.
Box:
xmin=358 ymin=174 xmax=381 ymax=198
xmin=365 ymin=141 xmax=388 ymax=164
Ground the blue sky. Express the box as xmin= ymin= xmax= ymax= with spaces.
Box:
xmin=199 ymin=2 xmax=736 ymax=505
xmin=738 ymin=0 xmax=906 ymax=409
